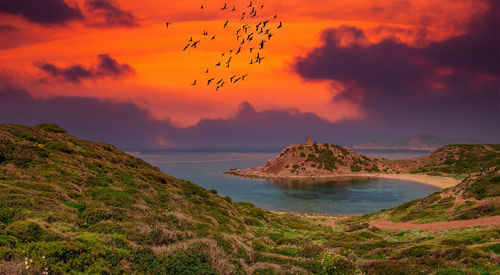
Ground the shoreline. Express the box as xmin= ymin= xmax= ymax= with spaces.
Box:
xmin=224 ymin=171 xmax=461 ymax=189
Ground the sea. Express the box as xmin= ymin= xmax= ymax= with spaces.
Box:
xmin=129 ymin=149 xmax=438 ymax=214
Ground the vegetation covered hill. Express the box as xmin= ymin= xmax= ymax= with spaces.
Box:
xmin=0 ymin=124 xmax=498 ymax=274
xmin=352 ymin=135 xmax=482 ymax=150
xmin=225 ymin=142 xmax=499 ymax=179
xmin=372 ymin=171 xmax=500 ymax=223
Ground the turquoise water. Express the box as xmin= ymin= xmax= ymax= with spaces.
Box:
xmin=131 ymin=150 xmax=439 ymax=214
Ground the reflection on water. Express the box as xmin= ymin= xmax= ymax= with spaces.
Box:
xmin=131 ymin=150 xmax=440 ymax=214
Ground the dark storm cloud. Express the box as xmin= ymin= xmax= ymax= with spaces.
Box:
xmin=0 ymin=88 xmax=166 ymax=149
xmin=85 ymin=0 xmax=138 ymax=27
xmin=0 ymin=87 xmax=497 ymax=150
xmin=0 ymin=88 xmax=371 ymax=149
xmin=0 ymin=0 xmax=83 ymax=25
xmin=294 ymin=0 xmax=499 ymax=141
xmin=35 ymin=54 xmax=134 ymax=83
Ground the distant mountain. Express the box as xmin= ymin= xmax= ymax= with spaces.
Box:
xmin=351 ymin=134 xmax=483 ymax=150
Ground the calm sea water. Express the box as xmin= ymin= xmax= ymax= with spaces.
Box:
xmin=130 ymin=149 xmax=438 ymax=214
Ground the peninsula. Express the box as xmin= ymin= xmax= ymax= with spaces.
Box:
xmin=225 ymin=138 xmax=500 ymax=189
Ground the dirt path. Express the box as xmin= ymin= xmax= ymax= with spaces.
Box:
xmin=368 ymin=216 xmax=500 ymax=230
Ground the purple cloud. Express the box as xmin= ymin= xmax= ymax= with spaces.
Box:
xmin=294 ymin=0 xmax=499 ymax=141
xmin=0 ymin=88 xmax=497 ymax=150
xmin=85 ymin=0 xmax=138 ymax=28
xmin=0 ymin=0 xmax=83 ymax=25
xmin=35 ymin=54 xmax=134 ymax=83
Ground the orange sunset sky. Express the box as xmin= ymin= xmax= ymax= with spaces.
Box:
xmin=0 ymin=0 xmax=498 ymax=149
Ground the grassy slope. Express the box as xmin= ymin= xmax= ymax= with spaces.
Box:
xmin=0 ymin=124 xmax=498 ymax=274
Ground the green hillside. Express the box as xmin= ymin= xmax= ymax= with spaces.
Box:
xmin=0 ymin=124 xmax=498 ymax=274
xmin=371 ymin=171 xmax=500 ymax=223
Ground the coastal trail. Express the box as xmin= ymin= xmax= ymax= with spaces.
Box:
xmin=368 ymin=216 xmax=500 ymax=230
xmin=309 ymin=215 xmax=500 ymax=231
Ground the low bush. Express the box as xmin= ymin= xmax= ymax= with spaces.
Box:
xmin=321 ymin=252 xmax=358 ymax=275
xmin=35 ymin=124 xmax=67 ymax=133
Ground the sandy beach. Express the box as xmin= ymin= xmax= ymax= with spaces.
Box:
xmin=225 ymin=171 xmax=462 ymax=189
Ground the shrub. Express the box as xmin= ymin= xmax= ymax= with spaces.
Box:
xmin=300 ymin=243 xmax=324 ymax=258
xmin=350 ymin=165 xmax=362 ymax=172
xmin=44 ymin=141 xmax=73 ymax=154
xmin=5 ymin=221 xmax=43 ymax=243
xmin=0 ymin=207 xmax=15 ymax=224
xmin=35 ymin=123 xmax=67 ymax=133
xmin=180 ymin=181 xmax=209 ymax=198
xmin=64 ymin=202 xmax=87 ymax=213
xmin=164 ymin=251 xmax=217 ymax=274
xmin=321 ymin=252 xmax=358 ymax=275
xmin=79 ymin=209 xmax=110 ymax=227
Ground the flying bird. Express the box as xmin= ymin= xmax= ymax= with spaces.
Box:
xmin=221 ymin=3 xmax=227 ymax=10
xmin=231 ymin=6 xmax=236 ymax=11
xmin=165 ymin=22 xmax=171 ymax=28
xmin=207 ymin=78 xmax=215 ymax=85
xmin=191 ymin=80 xmax=197 ymax=86
xmin=183 ymin=44 xmax=190 ymax=51
xmin=191 ymin=40 xmax=200 ymax=48
xmin=277 ymin=22 xmax=283 ymax=29
xmin=201 ymin=4 xmax=204 ymax=9
xmin=230 ymin=75 xmax=236 ymax=82
xmin=259 ymin=40 xmax=266 ymax=49
xmin=242 ymin=74 xmax=248 ymax=80
xmin=248 ymin=1 xmax=253 ymax=8
xmin=211 ymin=35 xmax=216 ymax=40
xmin=224 ymin=20 xmax=229 ymax=28
xmin=205 ymin=68 xmax=209 ymax=73
xmin=216 ymin=62 xmax=221 ymax=66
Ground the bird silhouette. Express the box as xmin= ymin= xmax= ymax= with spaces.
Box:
xmin=165 ymin=22 xmax=171 ymax=28
xmin=211 ymin=35 xmax=216 ymax=40
xmin=242 ymin=74 xmax=248 ymax=80
xmin=236 ymin=47 xmax=241 ymax=54
xmin=207 ymin=78 xmax=215 ymax=85
xmin=221 ymin=3 xmax=226 ymax=10
xmin=249 ymin=59 xmax=253 ymax=64
xmin=191 ymin=41 xmax=200 ymax=48
xmin=273 ymin=14 xmax=278 ymax=19
xmin=200 ymin=4 xmax=204 ymax=9
xmin=234 ymin=77 xmax=241 ymax=83
xmin=189 ymin=37 xmax=193 ymax=42
xmin=191 ymin=80 xmax=197 ymax=86
xmin=248 ymin=1 xmax=253 ymax=8
xmin=224 ymin=20 xmax=229 ymax=28
xmin=230 ymin=75 xmax=236 ymax=82
xmin=183 ymin=44 xmax=190 ymax=51
xmin=261 ymin=5 xmax=264 ymax=9
xmin=205 ymin=68 xmax=209 ymax=73
xmin=259 ymin=40 xmax=265 ymax=49
xmin=217 ymin=79 xmax=223 ymax=85
xmin=249 ymin=47 xmax=254 ymax=53
xmin=277 ymin=22 xmax=283 ymax=29
xmin=216 ymin=62 xmax=221 ymax=66
xmin=231 ymin=6 xmax=236 ymax=11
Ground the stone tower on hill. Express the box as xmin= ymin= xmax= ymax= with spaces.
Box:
xmin=306 ymin=137 xmax=312 ymax=145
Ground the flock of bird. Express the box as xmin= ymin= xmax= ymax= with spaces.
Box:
xmin=166 ymin=1 xmax=283 ymax=91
